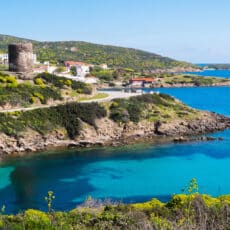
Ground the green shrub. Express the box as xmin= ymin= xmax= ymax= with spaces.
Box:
xmin=55 ymin=66 xmax=66 ymax=73
xmin=0 ymin=76 xmax=6 ymax=83
xmin=33 ymin=92 xmax=45 ymax=103
xmin=34 ymin=77 xmax=45 ymax=86
xmin=30 ymin=96 xmax=37 ymax=104
xmin=76 ymin=88 xmax=82 ymax=94
xmin=36 ymin=73 xmax=92 ymax=94
xmin=24 ymin=209 xmax=50 ymax=229
xmin=0 ymin=84 xmax=62 ymax=107
xmin=65 ymin=79 xmax=72 ymax=87
xmin=0 ymin=102 xmax=106 ymax=139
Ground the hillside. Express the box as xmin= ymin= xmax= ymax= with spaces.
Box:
xmin=0 ymin=93 xmax=229 ymax=156
xmin=0 ymin=34 xmax=195 ymax=70
xmin=0 ymin=72 xmax=92 ymax=110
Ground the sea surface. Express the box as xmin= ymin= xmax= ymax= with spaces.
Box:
xmin=186 ymin=69 xmax=230 ymax=78
xmin=1 ymin=85 xmax=230 ymax=214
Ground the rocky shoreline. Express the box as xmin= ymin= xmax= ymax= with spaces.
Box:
xmin=156 ymin=81 xmax=230 ymax=88
xmin=0 ymin=110 xmax=229 ymax=160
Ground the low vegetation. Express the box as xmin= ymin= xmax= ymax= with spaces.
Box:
xmin=0 ymin=179 xmax=230 ymax=229
xmin=0 ymin=72 xmax=92 ymax=108
xmin=109 ymin=93 xmax=197 ymax=123
xmin=0 ymin=72 xmax=62 ymax=107
xmin=35 ymin=73 xmax=92 ymax=94
xmin=205 ymin=64 xmax=230 ymax=70
xmin=0 ymin=102 xmax=106 ymax=139
xmin=78 ymin=93 xmax=109 ymax=102
xmin=0 ymin=94 xmax=198 ymax=139
xmin=162 ymin=74 xmax=230 ymax=86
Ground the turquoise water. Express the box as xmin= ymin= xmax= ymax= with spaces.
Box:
xmin=1 ymin=86 xmax=230 ymax=214
xmin=151 ymin=86 xmax=230 ymax=116
xmin=186 ymin=69 xmax=230 ymax=78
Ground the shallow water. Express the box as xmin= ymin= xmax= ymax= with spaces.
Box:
xmin=0 ymin=86 xmax=230 ymax=214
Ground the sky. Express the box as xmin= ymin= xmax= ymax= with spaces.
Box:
xmin=1 ymin=0 xmax=230 ymax=63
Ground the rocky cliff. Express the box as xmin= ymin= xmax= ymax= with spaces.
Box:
xmin=0 ymin=109 xmax=229 ymax=159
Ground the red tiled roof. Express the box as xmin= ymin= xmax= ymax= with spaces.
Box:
xmin=130 ymin=78 xmax=154 ymax=82
xmin=34 ymin=65 xmax=48 ymax=70
xmin=65 ymin=61 xmax=92 ymax=67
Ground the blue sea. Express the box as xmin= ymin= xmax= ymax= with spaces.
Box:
xmin=186 ymin=69 xmax=230 ymax=78
xmin=1 ymin=78 xmax=230 ymax=213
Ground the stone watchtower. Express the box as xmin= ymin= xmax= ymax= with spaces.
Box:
xmin=8 ymin=42 xmax=33 ymax=72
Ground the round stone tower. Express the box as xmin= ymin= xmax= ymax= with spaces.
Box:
xmin=8 ymin=42 xmax=33 ymax=72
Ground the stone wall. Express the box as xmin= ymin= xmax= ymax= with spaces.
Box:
xmin=8 ymin=43 xmax=33 ymax=72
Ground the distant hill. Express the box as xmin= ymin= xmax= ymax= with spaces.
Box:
xmin=0 ymin=34 xmax=195 ymax=70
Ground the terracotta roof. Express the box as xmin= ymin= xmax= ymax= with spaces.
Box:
xmin=130 ymin=78 xmax=154 ymax=82
xmin=65 ymin=61 xmax=92 ymax=67
xmin=34 ymin=65 xmax=48 ymax=70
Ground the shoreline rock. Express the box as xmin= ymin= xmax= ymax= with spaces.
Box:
xmin=0 ymin=111 xmax=229 ymax=161
xmin=173 ymin=136 xmax=224 ymax=143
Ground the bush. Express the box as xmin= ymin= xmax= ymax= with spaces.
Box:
xmin=33 ymin=92 xmax=45 ymax=103
xmin=34 ymin=77 xmax=45 ymax=86
xmin=0 ymin=102 xmax=107 ymax=139
xmin=2 ymin=193 xmax=230 ymax=229
xmin=0 ymin=78 xmax=62 ymax=107
xmin=24 ymin=209 xmax=50 ymax=229
xmin=36 ymin=73 xmax=92 ymax=94
xmin=65 ymin=79 xmax=72 ymax=87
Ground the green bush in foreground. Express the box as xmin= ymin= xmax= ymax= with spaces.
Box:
xmin=0 ymin=180 xmax=228 ymax=229
xmin=0 ymin=193 xmax=230 ymax=230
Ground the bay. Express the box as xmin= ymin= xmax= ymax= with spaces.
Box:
xmin=0 ymin=86 xmax=230 ymax=214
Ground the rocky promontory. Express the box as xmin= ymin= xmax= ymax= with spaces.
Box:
xmin=0 ymin=93 xmax=229 ymax=159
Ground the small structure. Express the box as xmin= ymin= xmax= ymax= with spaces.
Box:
xmin=129 ymin=77 xmax=154 ymax=87
xmin=99 ymin=63 xmax=108 ymax=69
xmin=0 ymin=53 xmax=8 ymax=64
xmin=8 ymin=42 xmax=34 ymax=72
xmin=64 ymin=61 xmax=93 ymax=77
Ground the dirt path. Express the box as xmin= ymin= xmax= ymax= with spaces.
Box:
xmin=0 ymin=91 xmax=141 ymax=113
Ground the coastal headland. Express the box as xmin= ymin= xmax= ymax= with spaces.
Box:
xmin=0 ymin=93 xmax=229 ymax=159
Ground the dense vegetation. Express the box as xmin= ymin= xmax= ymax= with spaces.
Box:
xmin=0 ymin=73 xmax=62 ymax=107
xmin=0 ymin=34 xmax=195 ymax=70
xmin=1 ymin=191 xmax=230 ymax=229
xmin=35 ymin=73 xmax=92 ymax=94
xmin=109 ymin=94 xmax=197 ymax=123
xmin=162 ymin=74 xmax=230 ymax=86
xmin=0 ymin=93 xmax=197 ymax=139
xmin=0 ymin=102 xmax=106 ymax=139
xmin=0 ymin=72 xmax=92 ymax=108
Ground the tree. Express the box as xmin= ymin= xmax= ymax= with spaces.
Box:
xmin=70 ymin=66 xmax=77 ymax=76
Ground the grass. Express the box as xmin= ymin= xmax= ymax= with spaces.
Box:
xmin=78 ymin=93 xmax=109 ymax=101
xmin=0 ymin=64 xmax=8 ymax=71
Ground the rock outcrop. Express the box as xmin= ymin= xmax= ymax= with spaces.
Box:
xmin=0 ymin=111 xmax=229 ymax=159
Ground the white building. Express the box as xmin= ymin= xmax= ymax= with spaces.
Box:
xmin=99 ymin=63 xmax=108 ymax=69
xmin=64 ymin=61 xmax=93 ymax=78
xmin=0 ymin=53 xmax=8 ymax=64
